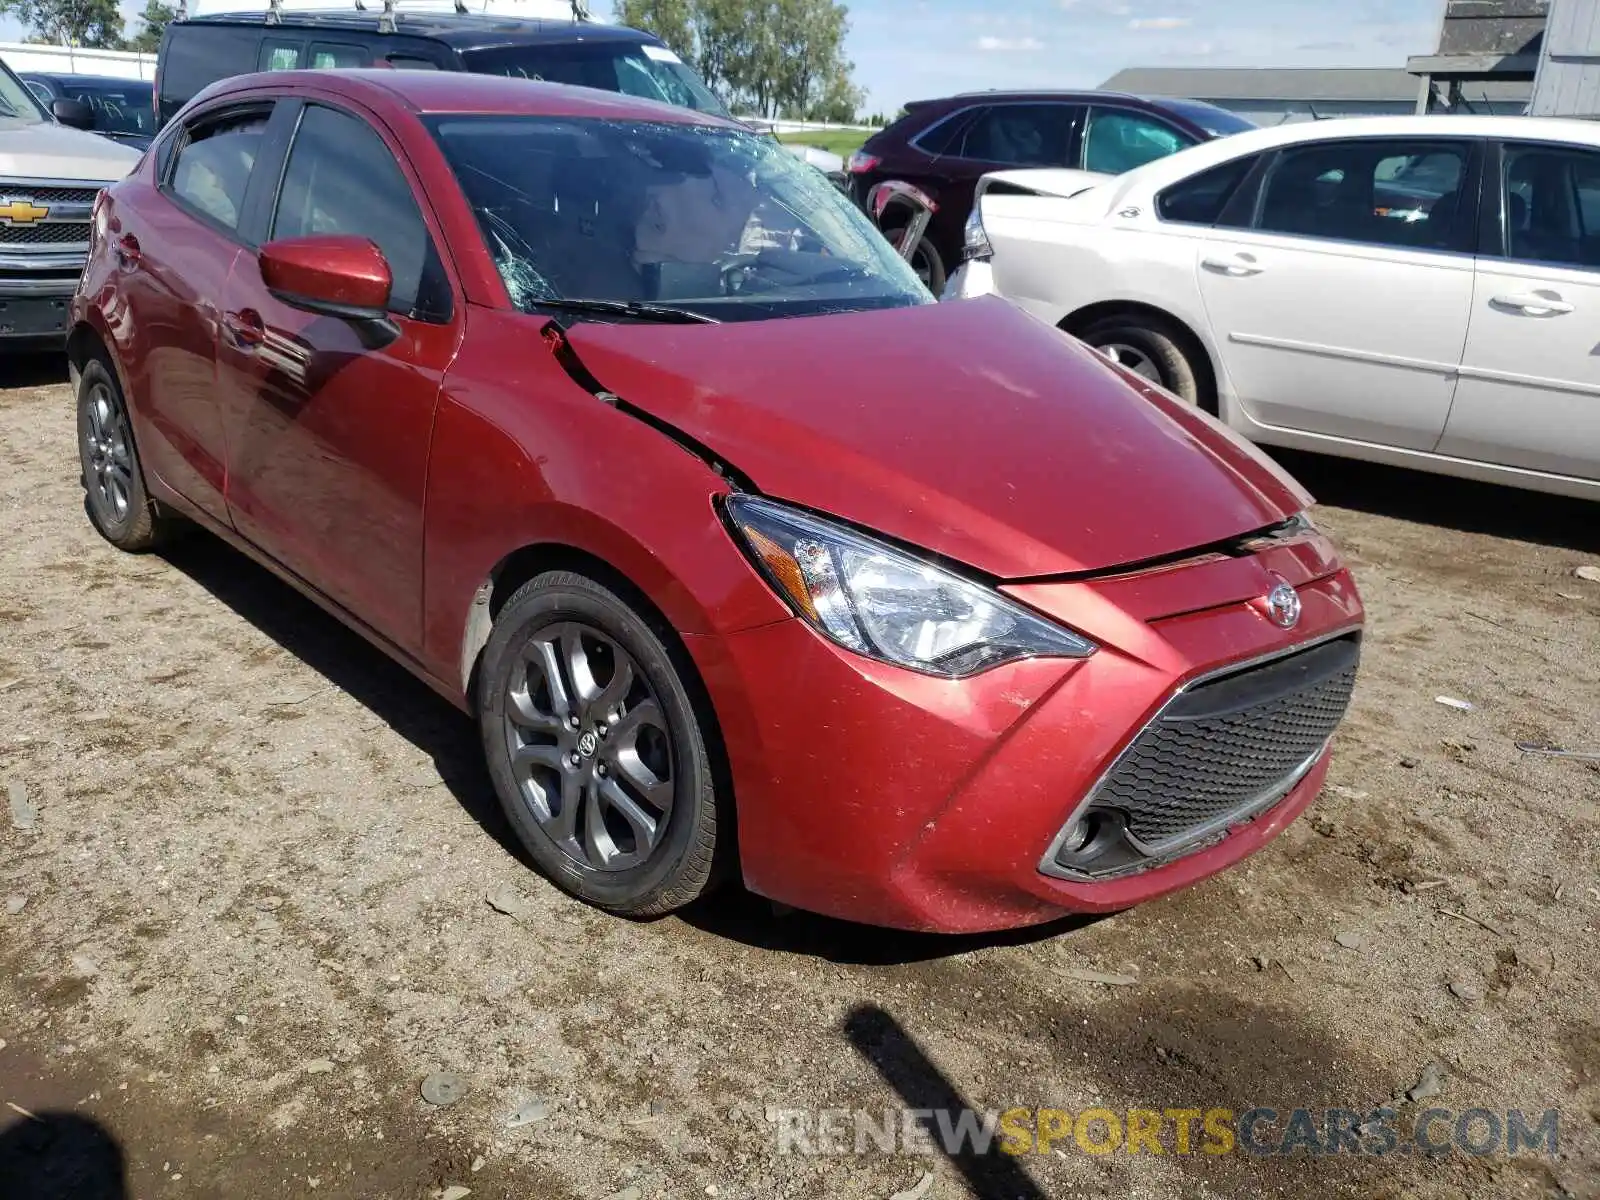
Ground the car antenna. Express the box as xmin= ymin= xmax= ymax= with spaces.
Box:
xmin=265 ymin=0 xmax=281 ymax=24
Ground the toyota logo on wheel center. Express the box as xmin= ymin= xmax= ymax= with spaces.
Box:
xmin=577 ymin=731 xmax=599 ymax=758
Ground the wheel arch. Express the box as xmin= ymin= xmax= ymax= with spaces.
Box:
xmin=1059 ymin=299 xmax=1221 ymax=416
xmin=464 ymin=538 xmax=743 ymax=881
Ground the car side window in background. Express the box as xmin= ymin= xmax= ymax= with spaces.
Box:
xmin=271 ymin=105 xmax=440 ymax=318
xmin=957 ymin=104 xmax=1074 ymax=168
xmin=309 ymin=42 xmax=370 ymax=69
xmin=23 ymin=80 xmax=50 ymax=105
xmin=1254 ymin=139 xmax=1469 ymax=251
xmin=1083 ymin=109 xmax=1193 ymax=175
xmin=260 ymin=40 xmax=302 ymax=71
xmin=169 ymin=109 xmax=272 ymax=231
xmin=1156 ymin=156 xmax=1254 ymax=225
xmin=386 ymin=54 xmax=440 ymax=70
xmin=1500 ymin=143 xmax=1600 ymax=269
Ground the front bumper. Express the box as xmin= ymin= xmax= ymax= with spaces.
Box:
xmin=690 ymin=533 xmax=1363 ymax=933
xmin=942 ymin=259 xmax=995 ymax=301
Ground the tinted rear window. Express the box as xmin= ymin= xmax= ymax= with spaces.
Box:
xmin=462 ymin=41 xmax=725 ymax=116
xmin=1152 ymin=98 xmax=1256 ymax=138
xmin=158 ymin=25 xmax=261 ymax=121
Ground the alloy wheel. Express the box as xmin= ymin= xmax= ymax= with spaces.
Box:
xmin=83 ymin=379 xmax=133 ymax=524
xmin=1096 ymin=342 xmax=1163 ymax=385
xmin=502 ymin=621 xmax=675 ymax=873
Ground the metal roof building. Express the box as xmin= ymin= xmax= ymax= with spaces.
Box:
xmin=1098 ymin=66 xmax=1531 ymax=125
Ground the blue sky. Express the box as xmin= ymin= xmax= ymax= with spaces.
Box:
xmin=1 ymin=0 xmax=1446 ymax=117
xmin=598 ymin=0 xmax=1447 ymax=117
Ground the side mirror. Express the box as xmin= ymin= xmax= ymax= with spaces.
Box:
xmin=52 ymin=98 xmax=94 ymax=130
xmin=258 ymin=235 xmax=396 ymax=340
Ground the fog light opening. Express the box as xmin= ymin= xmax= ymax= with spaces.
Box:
xmin=1051 ymin=807 xmax=1148 ymax=878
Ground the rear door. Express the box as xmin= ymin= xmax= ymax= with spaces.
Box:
xmin=216 ymin=99 xmax=461 ymax=652
xmin=1438 ymin=139 xmax=1600 ymax=480
xmin=1194 ymin=135 xmax=1478 ymax=450
xmin=114 ymin=100 xmax=279 ymax=521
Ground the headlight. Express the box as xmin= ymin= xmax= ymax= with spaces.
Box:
xmin=725 ymin=495 xmax=1095 ymax=678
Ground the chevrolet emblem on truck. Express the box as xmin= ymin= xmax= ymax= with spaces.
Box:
xmin=0 ymin=198 xmax=49 ymax=224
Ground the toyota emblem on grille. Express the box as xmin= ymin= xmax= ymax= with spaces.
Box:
xmin=1265 ymin=581 xmax=1302 ymax=630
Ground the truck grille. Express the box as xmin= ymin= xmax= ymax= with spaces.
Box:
xmin=0 ymin=222 xmax=89 ymax=245
xmin=1046 ymin=635 xmax=1359 ymax=879
xmin=0 ymin=184 xmax=100 ymax=205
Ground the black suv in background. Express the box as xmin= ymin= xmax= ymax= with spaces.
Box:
xmin=155 ymin=11 xmax=727 ymax=127
xmin=846 ymin=90 xmax=1254 ymax=292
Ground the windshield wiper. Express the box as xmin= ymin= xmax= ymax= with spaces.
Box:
xmin=533 ymin=297 xmax=720 ymax=325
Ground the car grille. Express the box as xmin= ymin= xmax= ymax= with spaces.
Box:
xmin=1049 ymin=635 xmax=1359 ymax=877
xmin=0 ymin=222 xmax=89 ymax=245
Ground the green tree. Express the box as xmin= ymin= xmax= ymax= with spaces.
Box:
xmin=128 ymin=0 xmax=181 ymax=53
xmin=0 ymin=0 xmax=126 ymax=47
xmin=613 ymin=0 xmax=694 ymax=61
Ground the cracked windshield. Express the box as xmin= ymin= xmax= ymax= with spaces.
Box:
xmin=431 ymin=115 xmax=930 ymax=320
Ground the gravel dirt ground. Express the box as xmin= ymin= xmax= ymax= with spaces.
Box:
xmin=1 ymin=358 xmax=1597 ymax=1200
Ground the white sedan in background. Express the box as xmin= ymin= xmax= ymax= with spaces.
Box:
xmin=948 ymin=114 xmax=1600 ymax=500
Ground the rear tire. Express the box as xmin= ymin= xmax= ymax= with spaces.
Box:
xmin=477 ymin=571 xmax=722 ymax=918
xmin=1076 ymin=313 xmax=1208 ymax=410
xmin=76 ymin=357 xmax=173 ymax=551
xmin=887 ymin=224 xmax=947 ymax=296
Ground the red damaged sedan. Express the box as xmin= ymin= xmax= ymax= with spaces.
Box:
xmin=69 ymin=70 xmax=1362 ymax=933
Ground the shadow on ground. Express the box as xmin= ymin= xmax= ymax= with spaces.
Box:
xmin=0 ymin=354 xmax=68 ymax=391
xmin=1268 ymin=447 xmax=1598 ymax=554
xmin=0 ymin=1112 xmax=126 ymax=1200
xmin=156 ymin=534 xmax=529 ymax=869
xmin=679 ymin=886 xmax=1111 ymax=966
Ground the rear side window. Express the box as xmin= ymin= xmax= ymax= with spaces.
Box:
xmin=270 ymin=104 xmax=442 ymax=318
xmin=958 ymin=104 xmax=1075 ymax=168
xmin=157 ymin=25 xmax=260 ymax=121
xmin=309 ymin=42 xmax=370 ymax=69
xmin=908 ymin=109 xmax=969 ymax=156
xmin=1157 ymin=157 xmax=1255 ymax=225
xmin=1083 ymin=108 xmax=1194 ymax=175
xmin=169 ymin=108 xmax=272 ymax=231
xmin=259 ymin=39 xmax=302 ymax=71
xmin=1254 ymin=139 xmax=1471 ymax=251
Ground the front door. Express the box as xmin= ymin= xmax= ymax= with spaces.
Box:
xmin=118 ymin=102 xmax=276 ymax=521
xmin=1195 ymin=136 xmax=1478 ymax=451
xmin=1438 ymin=140 xmax=1600 ymax=480
xmin=216 ymin=100 xmax=461 ymax=653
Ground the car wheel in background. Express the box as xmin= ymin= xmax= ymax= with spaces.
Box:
xmin=76 ymin=357 xmax=173 ymax=551
xmin=1077 ymin=313 xmax=1207 ymax=410
xmin=477 ymin=570 xmax=722 ymax=918
xmin=886 ymin=225 xmax=947 ymax=295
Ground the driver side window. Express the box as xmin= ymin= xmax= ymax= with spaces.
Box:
xmin=269 ymin=103 xmax=448 ymax=320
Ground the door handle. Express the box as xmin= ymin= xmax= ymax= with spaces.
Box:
xmin=115 ymin=233 xmax=140 ymax=267
xmin=223 ymin=308 xmax=265 ymax=349
xmin=1201 ymin=254 xmax=1263 ymax=277
xmin=1490 ymin=292 xmax=1573 ymax=317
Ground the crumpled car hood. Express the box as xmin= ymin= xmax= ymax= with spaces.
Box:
xmin=563 ymin=296 xmax=1311 ymax=579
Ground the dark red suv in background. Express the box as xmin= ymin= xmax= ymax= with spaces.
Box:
xmin=847 ymin=90 xmax=1255 ymax=292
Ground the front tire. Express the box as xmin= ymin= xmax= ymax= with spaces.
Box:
xmin=477 ymin=571 xmax=721 ymax=918
xmin=76 ymin=357 xmax=171 ymax=551
xmin=1077 ymin=313 xmax=1208 ymax=409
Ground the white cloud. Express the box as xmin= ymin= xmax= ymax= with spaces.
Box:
xmin=976 ymin=35 xmax=1045 ymax=52
xmin=1129 ymin=16 xmax=1192 ymax=30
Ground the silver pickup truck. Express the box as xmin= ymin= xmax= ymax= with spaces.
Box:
xmin=0 ymin=58 xmax=139 ymax=347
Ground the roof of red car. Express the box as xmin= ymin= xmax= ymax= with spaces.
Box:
xmin=204 ymin=68 xmax=729 ymax=126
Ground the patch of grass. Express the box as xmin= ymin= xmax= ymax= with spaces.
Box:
xmin=776 ymin=128 xmax=871 ymax=158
